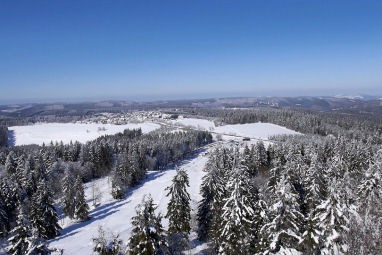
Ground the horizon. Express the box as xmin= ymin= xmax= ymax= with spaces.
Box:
xmin=0 ymin=92 xmax=381 ymax=106
xmin=1 ymin=0 xmax=381 ymax=102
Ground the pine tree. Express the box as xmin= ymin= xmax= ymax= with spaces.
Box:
xmin=8 ymin=205 xmax=31 ymax=255
xmin=197 ymin=148 xmax=227 ymax=242
xmin=25 ymin=229 xmax=53 ymax=255
xmin=111 ymin=153 xmax=131 ymax=199
xmin=217 ymin=164 xmax=257 ymax=255
xmin=62 ymin=170 xmax=75 ymax=219
xmin=5 ymin=151 xmax=18 ymax=176
xmin=74 ymin=175 xmax=89 ymax=221
xmin=0 ymin=198 xmax=7 ymax=237
xmin=129 ymin=144 xmax=145 ymax=185
xmin=30 ymin=180 xmax=61 ymax=239
xmin=129 ymin=194 xmax=168 ymax=255
xmin=261 ymin=174 xmax=304 ymax=254
xmin=165 ymin=167 xmax=191 ymax=253
xmin=315 ymin=180 xmax=349 ymax=255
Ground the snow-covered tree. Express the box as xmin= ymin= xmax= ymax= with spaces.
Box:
xmin=30 ymin=180 xmax=61 ymax=239
xmin=8 ymin=205 xmax=31 ymax=255
xmin=261 ymin=174 xmax=304 ymax=254
xmin=111 ymin=153 xmax=131 ymax=200
xmin=62 ymin=170 xmax=75 ymax=219
xmin=25 ymin=229 xmax=53 ymax=255
xmin=5 ymin=151 xmax=17 ymax=176
xmin=74 ymin=175 xmax=89 ymax=221
xmin=128 ymin=194 xmax=168 ymax=255
xmin=92 ymin=226 xmax=124 ymax=255
xmin=217 ymin=164 xmax=258 ymax=255
xmin=197 ymin=147 xmax=227 ymax=242
xmin=315 ymin=180 xmax=349 ymax=255
xmin=165 ymin=167 xmax=191 ymax=253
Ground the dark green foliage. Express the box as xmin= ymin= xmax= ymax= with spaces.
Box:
xmin=30 ymin=180 xmax=61 ymax=239
xmin=129 ymin=195 xmax=168 ymax=255
xmin=0 ymin=125 xmax=8 ymax=147
xmin=62 ymin=170 xmax=75 ymax=219
xmin=8 ymin=205 xmax=30 ymax=255
xmin=74 ymin=175 xmax=89 ymax=221
xmin=165 ymin=168 xmax=191 ymax=253
xmin=197 ymin=147 xmax=227 ymax=242
xmin=217 ymin=164 xmax=258 ymax=255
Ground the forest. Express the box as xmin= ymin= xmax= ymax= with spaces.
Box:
xmin=0 ymin=107 xmax=381 ymax=254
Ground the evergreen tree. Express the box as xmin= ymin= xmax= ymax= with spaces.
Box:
xmin=111 ymin=152 xmax=131 ymax=199
xmin=217 ymin=164 xmax=257 ymax=255
xmin=0 ymin=197 xmax=7 ymax=236
xmin=30 ymin=180 xmax=61 ymax=239
xmin=128 ymin=194 xmax=168 ymax=255
xmin=261 ymin=175 xmax=304 ymax=254
xmin=315 ymin=180 xmax=349 ymax=255
xmin=8 ymin=205 xmax=31 ymax=255
xmin=165 ymin=167 xmax=191 ymax=253
xmin=25 ymin=229 xmax=53 ymax=255
xmin=62 ymin=170 xmax=75 ymax=219
xmin=197 ymin=148 xmax=227 ymax=242
xmin=5 ymin=151 xmax=18 ymax=176
xmin=74 ymin=175 xmax=89 ymax=221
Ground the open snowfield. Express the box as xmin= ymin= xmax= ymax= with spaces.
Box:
xmin=169 ymin=118 xmax=216 ymax=131
xmin=8 ymin=122 xmax=160 ymax=146
xmin=50 ymin=147 xmax=210 ymax=255
xmin=214 ymin=122 xmax=300 ymax=139
xmin=167 ymin=118 xmax=300 ymax=141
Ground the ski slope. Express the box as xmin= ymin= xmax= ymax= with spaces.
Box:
xmin=8 ymin=122 xmax=160 ymax=146
xmin=50 ymin=147 xmax=210 ymax=254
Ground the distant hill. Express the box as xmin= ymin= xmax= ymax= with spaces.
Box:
xmin=0 ymin=96 xmax=381 ymax=119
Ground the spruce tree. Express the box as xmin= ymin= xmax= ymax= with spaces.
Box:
xmin=8 ymin=205 xmax=31 ymax=255
xmin=74 ymin=175 xmax=89 ymax=221
xmin=30 ymin=180 xmax=61 ymax=239
xmin=261 ymin=175 xmax=304 ymax=254
xmin=165 ymin=167 xmax=191 ymax=253
xmin=62 ymin=170 xmax=75 ymax=219
xmin=5 ymin=151 xmax=17 ymax=176
xmin=25 ymin=229 xmax=53 ymax=255
xmin=129 ymin=194 xmax=168 ymax=255
xmin=217 ymin=164 xmax=257 ymax=255
xmin=197 ymin=147 xmax=227 ymax=242
xmin=315 ymin=180 xmax=349 ymax=255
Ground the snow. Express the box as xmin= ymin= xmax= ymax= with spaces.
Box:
xmin=168 ymin=118 xmax=215 ymax=131
xmin=8 ymin=117 xmax=302 ymax=253
xmin=166 ymin=118 xmax=300 ymax=143
xmin=8 ymin=122 xmax=160 ymax=146
xmin=50 ymin=147 xmax=210 ymax=255
xmin=214 ymin=123 xmax=300 ymax=140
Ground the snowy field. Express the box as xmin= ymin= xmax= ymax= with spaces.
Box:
xmin=50 ymin=147 xmax=210 ymax=255
xmin=169 ymin=118 xmax=216 ymax=131
xmin=167 ymin=118 xmax=300 ymax=141
xmin=8 ymin=122 xmax=160 ymax=146
xmin=214 ymin=122 xmax=300 ymax=139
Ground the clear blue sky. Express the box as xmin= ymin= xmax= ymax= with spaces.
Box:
xmin=1 ymin=0 xmax=381 ymax=103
